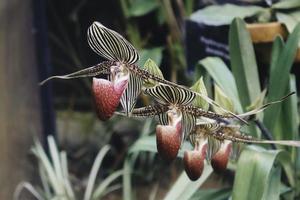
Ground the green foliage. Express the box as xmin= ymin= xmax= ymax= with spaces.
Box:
xmin=198 ymin=57 xmax=243 ymax=113
xmin=194 ymin=18 xmax=300 ymax=200
xmin=233 ymin=146 xmax=293 ymax=200
xmin=189 ymin=188 xmax=231 ymax=200
xmin=214 ymin=84 xmax=234 ymax=113
xmin=189 ymin=1 xmax=300 ymax=34
xmin=189 ymin=4 xmax=263 ymax=26
xmin=229 ymin=18 xmax=261 ymax=109
xmin=163 ymin=166 xmax=213 ymax=200
xmin=190 ymin=77 xmax=209 ymax=111
xmin=264 ymin=23 xmax=300 ymax=134
xmin=138 ymin=47 xmax=164 ymax=67
xmin=15 ymin=136 xmax=122 ymax=200
xmin=128 ymin=0 xmax=158 ymax=17
xmin=142 ymin=58 xmax=164 ymax=87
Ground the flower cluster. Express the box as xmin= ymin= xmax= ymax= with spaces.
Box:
xmin=41 ymin=21 xmax=300 ymax=181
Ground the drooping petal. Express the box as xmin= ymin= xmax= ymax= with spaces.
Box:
xmin=39 ymin=61 xmax=113 ymax=85
xmin=120 ymin=73 xmax=143 ymax=115
xmin=183 ymin=143 xmax=207 ymax=181
xmin=181 ymin=112 xmax=196 ymax=144
xmin=87 ymin=22 xmax=139 ymax=65
xmin=206 ymin=136 xmax=222 ymax=162
xmin=92 ymin=77 xmax=128 ymax=121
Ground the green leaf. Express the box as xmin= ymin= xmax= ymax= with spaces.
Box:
xmin=214 ymin=84 xmax=234 ymax=113
xmin=263 ymin=23 xmax=300 ymax=133
xmin=246 ymin=89 xmax=266 ymax=112
xmin=276 ymin=12 xmax=299 ymax=33
xmin=189 ymin=188 xmax=232 ymax=200
xmin=261 ymin=165 xmax=281 ymax=200
xmin=272 ymin=0 xmax=300 ymax=10
xmin=138 ymin=47 xmax=164 ymax=67
xmin=232 ymin=146 xmax=292 ymax=200
xmin=190 ymin=77 xmax=209 ymax=111
xmin=163 ymin=166 xmax=213 ymax=200
xmin=229 ymin=18 xmax=262 ymax=137
xmin=128 ymin=0 xmax=158 ymax=17
xmin=229 ymin=18 xmax=261 ymax=109
xmin=189 ymin=4 xmax=263 ymax=26
xmin=92 ymin=170 xmax=123 ymax=199
xmin=198 ymin=57 xmax=243 ymax=113
xmin=84 ymin=145 xmax=110 ymax=200
xmin=142 ymin=58 xmax=164 ymax=87
xmin=270 ymin=36 xmax=284 ymax=74
xmin=273 ymin=75 xmax=299 ymax=141
xmin=123 ymin=135 xmax=193 ymax=200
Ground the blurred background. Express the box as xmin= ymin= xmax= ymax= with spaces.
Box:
xmin=1 ymin=0 xmax=300 ymax=199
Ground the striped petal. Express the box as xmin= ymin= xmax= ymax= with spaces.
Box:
xmin=144 ymin=84 xmax=196 ymax=106
xmin=87 ymin=22 xmax=139 ymax=64
xmin=120 ymin=73 xmax=143 ymax=115
xmin=157 ymin=113 xmax=169 ymax=125
xmin=181 ymin=112 xmax=196 ymax=144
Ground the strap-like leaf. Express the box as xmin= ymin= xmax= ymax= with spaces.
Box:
xmin=144 ymin=84 xmax=196 ymax=106
xmin=87 ymin=22 xmax=139 ymax=64
xmin=120 ymin=73 xmax=143 ymax=115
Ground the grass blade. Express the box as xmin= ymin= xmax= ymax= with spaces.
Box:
xmin=198 ymin=57 xmax=243 ymax=113
xmin=92 ymin=170 xmax=123 ymax=199
xmin=163 ymin=165 xmax=213 ymax=200
xmin=263 ymin=23 xmax=300 ymax=133
xmin=229 ymin=18 xmax=261 ymax=108
xmin=83 ymin=145 xmax=110 ymax=200
xmin=232 ymin=146 xmax=290 ymax=200
xmin=14 ymin=182 xmax=44 ymax=200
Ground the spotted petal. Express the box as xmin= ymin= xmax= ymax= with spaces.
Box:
xmin=92 ymin=77 xmax=128 ymax=120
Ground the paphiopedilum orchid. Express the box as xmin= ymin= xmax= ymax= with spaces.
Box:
xmin=123 ymin=91 xmax=300 ymax=180
xmin=183 ymin=116 xmax=300 ymax=181
xmin=40 ymin=22 xmax=248 ymax=123
xmin=39 ymin=21 xmax=300 ymax=181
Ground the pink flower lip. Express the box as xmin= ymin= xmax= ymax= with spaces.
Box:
xmin=211 ymin=141 xmax=232 ymax=173
xmin=92 ymin=77 xmax=128 ymax=121
xmin=156 ymin=122 xmax=182 ymax=162
xmin=183 ymin=143 xmax=207 ymax=181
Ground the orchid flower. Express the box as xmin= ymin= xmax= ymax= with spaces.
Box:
xmin=40 ymin=22 xmax=248 ymax=123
